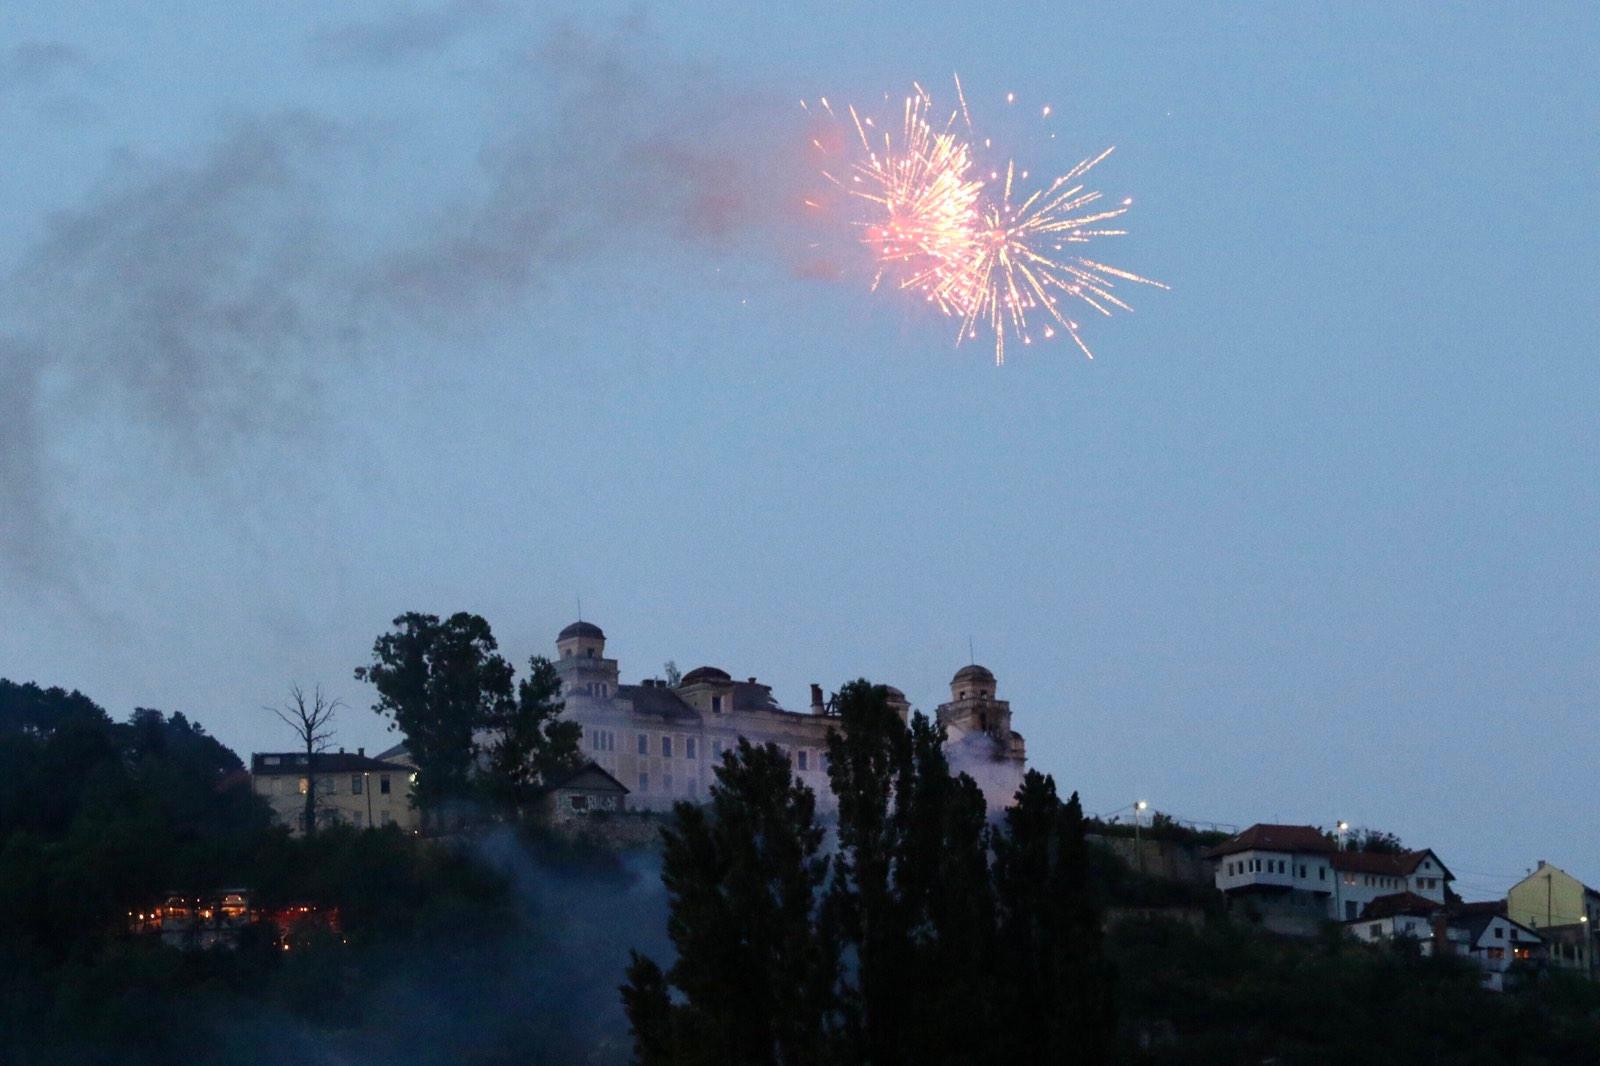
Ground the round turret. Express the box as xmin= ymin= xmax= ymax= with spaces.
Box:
xmin=556 ymin=620 xmax=606 ymax=661
xmin=680 ymin=665 xmax=732 ymax=686
xmin=951 ymin=664 xmax=996 ymax=701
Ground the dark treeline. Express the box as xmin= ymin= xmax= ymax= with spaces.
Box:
xmin=7 ymin=621 xmax=1600 ymax=1064
xmin=622 ymin=680 xmax=1115 ymax=1066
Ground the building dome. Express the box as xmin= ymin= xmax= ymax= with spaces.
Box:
xmin=951 ymin=664 xmax=995 ymax=686
xmin=559 ymin=620 xmax=605 ymax=641
xmin=680 ymin=665 xmax=732 ymax=686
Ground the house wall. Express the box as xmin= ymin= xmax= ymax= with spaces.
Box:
xmin=1507 ymin=864 xmax=1599 ymax=974
xmin=1215 ymin=849 xmax=1335 ymax=897
xmin=252 ymin=770 xmax=418 ymax=834
xmin=567 ymin=696 xmax=837 ymax=813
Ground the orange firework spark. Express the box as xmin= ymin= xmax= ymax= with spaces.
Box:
xmin=806 ymin=78 xmax=1166 ymax=365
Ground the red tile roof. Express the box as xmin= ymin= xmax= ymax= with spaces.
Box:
xmin=1358 ymin=891 xmax=1441 ymax=920
xmin=1204 ymin=823 xmax=1336 ymax=859
xmin=1330 ymin=849 xmax=1451 ymax=879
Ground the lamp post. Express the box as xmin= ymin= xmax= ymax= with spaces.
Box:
xmin=1135 ymin=800 xmax=1149 ymax=876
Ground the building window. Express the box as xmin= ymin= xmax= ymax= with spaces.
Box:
xmin=713 ymin=738 xmax=724 ymax=759
xmin=570 ymin=795 xmax=590 ymax=812
xmin=797 ymin=750 xmax=809 ymax=771
xmin=686 ymin=737 xmax=697 ymax=760
xmin=352 ymin=776 xmax=363 ymax=795
xmin=639 ymin=773 xmax=649 ymax=792
xmin=380 ymin=775 xmax=391 ymax=794
xmin=638 ymin=734 xmax=648 ymax=755
xmin=712 ymin=695 xmax=723 ymax=713
xmin=381 ymin=810 xmax=393 ymax=826
xmin=1494 ymin=926 xmax=1504 ymax=938
xmin=662 ymin=736 xmax=673 ymax=758
xmin=664 ymin=773 xmax=673 ymax=793
xmin=299 ymin=777 xmax=309 ymax=795
xmin=1319 ymin=866 xmax=1326 ymax=881
xmin=1370 ymin=924 xmax=1382 ymax=938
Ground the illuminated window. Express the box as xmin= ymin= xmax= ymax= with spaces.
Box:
xmin=298 ymin=778 xmax=309 ymax=795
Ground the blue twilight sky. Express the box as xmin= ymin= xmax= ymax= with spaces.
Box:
xmin=2 ymin=2 xmax=1596 ymax=898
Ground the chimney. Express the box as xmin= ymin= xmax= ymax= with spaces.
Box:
xmin=748 ymin=677 xmax=757 ymax=684
xmin=810 ymin=684 xmax=825 ymax=716
xmin=358 ymin=747 xmax=365 ymax=757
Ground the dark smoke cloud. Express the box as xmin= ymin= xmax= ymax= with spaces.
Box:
xmin=0 ymin=21 xmax=788 ymax=593
xmin=309 ymin=1 xmax=506 ymax=66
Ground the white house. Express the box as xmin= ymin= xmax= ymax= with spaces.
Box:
xmin=1207 ymin=824 xmax=1455 ymax=933
xmin=1329 ymin=848 xmax=1453 ymax=922
xmin=1445 ymin=902 xmax=1544 ymax=991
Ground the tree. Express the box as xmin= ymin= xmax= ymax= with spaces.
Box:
xmin=268 ymin=684 xmax=340 ymax=836
xmin=481 ymin=655 xmax=582 ymax=809
xmin=662 ymin=661 xmax=682 ymax=687
xmin=355 ymin=612 xmax=514 ymax=817
xmin=991 ymin=771 xmax=1116 ymax=1064
xmin=621 ymin=740 xmax=838 ymax=1065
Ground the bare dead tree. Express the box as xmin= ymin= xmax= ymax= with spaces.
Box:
xmin=269 ymin=684 xmax=342 ymax=835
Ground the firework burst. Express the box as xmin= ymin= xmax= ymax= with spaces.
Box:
xmin=804 ymin=79 xmax=1165 ymax=365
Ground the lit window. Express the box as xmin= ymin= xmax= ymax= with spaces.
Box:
xmin=298 ymin=778 xmax=309 ymax=795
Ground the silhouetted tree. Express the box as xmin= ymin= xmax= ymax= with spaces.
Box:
xmin=481 ymin=655 xmax=582 ymax=810
xmin=992 ymin=771 xmax=1116 ymax=1063
xmin=268 ymin=684 xmax=340 ymax=835
xmin=355 ymin=612 xmax=514 ymax=818
xmin=621 ymin=740 xmax=838 ymax=1065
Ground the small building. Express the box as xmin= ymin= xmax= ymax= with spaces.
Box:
xmin=1506 ymin=861 xmax=1600 ymax=977
xmin=250 ymin=750 xmax=418 ymax=834
xmin=1444 ymin=901 xmax=1544 ymax=991
xmin=535 ymin=761 xmax=630 ymax=825
xmin=1346 ymin=891 xmax=1441 ymax=950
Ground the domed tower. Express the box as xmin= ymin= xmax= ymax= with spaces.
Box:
xmin=553 ymin=621 xmax=619 ymax=700
xmin=937 ymin=664 xmax=1013 ymax=745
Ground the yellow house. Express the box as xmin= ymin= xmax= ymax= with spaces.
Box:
xmin=1506 ymin=861 xmax=1600 ymax=976
xmin=250 ymin=750 xmax=419 ymax=835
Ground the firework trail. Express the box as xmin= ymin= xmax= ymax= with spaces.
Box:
xmin=803 ymin=79 xmax=1165 ymax=365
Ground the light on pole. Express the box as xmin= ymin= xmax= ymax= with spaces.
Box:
xmin=1135 ymin=800 xmax=1149 ymax=876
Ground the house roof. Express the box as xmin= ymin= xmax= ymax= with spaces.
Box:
xmin=542 ymin=761 xmax=629 ymax=795
xmin=559 ymin=621 xmax=605 ymax=641
xmin=1330 ymin=848 xmax=1453 ymax=880
xmin=1204 ymin=824 xmax=1336 ymax=859
xmin=731 ymin=681 xmax=782 ymax=713
xmin=617 ymin=683 xmax=701 ymax=721
xmin=1447 ymin=902 xmax=1540 ymax=945
xmin=1358 ymin=891 xmax=1441 ymax=920
xmin=680 ymin=665 xmax=732 ymax=686
xmin=250 ymin=751 xmax=410 ymax=775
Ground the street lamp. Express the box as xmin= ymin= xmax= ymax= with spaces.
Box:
xmin=1134 ymin=801 xmax=1149 ymax=876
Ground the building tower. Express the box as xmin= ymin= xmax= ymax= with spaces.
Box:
xmin=553 ymin=621 xmax=620 ymax=700
xmin=937 ymin=664 xmax=1015 ymax=745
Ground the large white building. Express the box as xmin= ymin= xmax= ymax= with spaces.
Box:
xmin=549 ymin=621 xmax=1027 ymax=812
xmin=1207 ymin=823 xmax=1454 ymax=931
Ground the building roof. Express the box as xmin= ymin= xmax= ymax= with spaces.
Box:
xmin=250 ymin=751 xmax=410 ymax=775
xmin=559 ymin=620 xmax=605 ymax=641
xmin=952 ymin=664 xmax=995 ymax=685
xmin=1204 ymin=824 xmax=1335 ymax=859
xmin=617 ymin=683 xmax=701 ymax=721
xmin=681 ymin=665 xmax=732 ymax=686
xmin=1447 ymin=901 xmax=1538 ymax=945
xmin=731 ymin=681 xmax=782 ymax=713
xmin=1330 ymin=848 xmax=1452 ymax=880
xmin=542 ymin=761 xmax=629 ymax=795
xmin=1358 ymin=892 xmax=1441 ymax=921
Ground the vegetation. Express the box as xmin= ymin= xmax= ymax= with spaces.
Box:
xmin=622 ymin=681 xmax=1115 ymax=1065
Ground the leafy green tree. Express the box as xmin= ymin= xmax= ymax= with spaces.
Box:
xmin=481 ymin=655 xmax=582 ymax=809
xmin=622 ymin=740 xmax=838 ymax=1066
xmin=355 ymin=611 xmax=514 ymax=815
